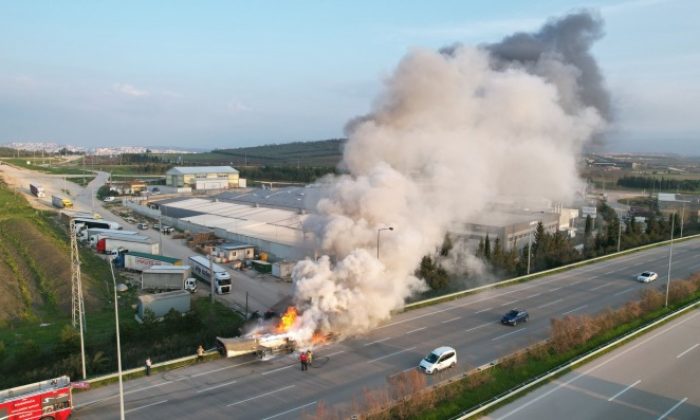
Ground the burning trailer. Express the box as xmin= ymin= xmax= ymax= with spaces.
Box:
xmin=216 ymin=333 xmax=296 ymax=359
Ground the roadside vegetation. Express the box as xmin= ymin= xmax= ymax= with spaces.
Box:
xmin=312 ymin=273 xmax=700 ymax=419
xmin=617 ymin=175 xmax=700 ymax=192
xmin=0 ymin=178 xmax=244 ymax=388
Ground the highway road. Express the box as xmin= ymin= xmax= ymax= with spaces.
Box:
xmin=0 ymin=164 xmax=292 ymax=313
xmin=71 ymin=236 xmax=700 ymax=419
xmin=487 ymin=306 xmax=700 ymax=420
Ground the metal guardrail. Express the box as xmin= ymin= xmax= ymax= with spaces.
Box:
xmin=450 ymin=300 xmax=700 ymax=419
xmin=82 ymin=233 xmax=700 ymax=389
xmin=404 ymin=233 xmax=700 ymax=310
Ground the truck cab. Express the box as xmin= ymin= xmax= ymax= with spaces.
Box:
xmin=185 ymin=277 xmax=197 ymax=293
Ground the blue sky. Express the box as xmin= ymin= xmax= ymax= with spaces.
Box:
xmin=1 ymin=0 xmax=698 ymax=153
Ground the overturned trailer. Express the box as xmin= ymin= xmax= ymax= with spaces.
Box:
xmin=216 ymin=333 xmax=296 ymax=359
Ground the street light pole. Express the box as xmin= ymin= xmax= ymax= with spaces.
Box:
xmin=617 ymin=216 xmax=622 ymax=253
xmin=108 ymin=257 xmax=125 ymax=420
xmin=665 ymin=213 xmax=676 ymax=308
xmin=376 ymin=227 xmax=394 ymax=260
xmin=680 ymin=204 xmax=685 ymax=238
xmin=526 ymin=221 xmax=538 ymax=275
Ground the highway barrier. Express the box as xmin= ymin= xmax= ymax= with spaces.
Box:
xmin=449 ymin=299 xmax=700 ymax=419
xmin=404 ymin=232 xmax=700 ymax=311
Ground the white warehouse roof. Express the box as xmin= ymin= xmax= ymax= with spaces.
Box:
xmin=166 ymin=166 xmax=239 ymax=175
xmin=164 ymin=198 xmax=307 ymax=246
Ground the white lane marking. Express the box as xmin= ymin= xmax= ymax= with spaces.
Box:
xmin=603 ymin=270 xmax=617 ymax=275
xmin=607 ymin=379 xmax=641 ymax=402
xmin=190 ymin=360 xmax=257 ymax=378
xmin=676 ymin=343 xmax=700 ymax=359
xmin=261 ymin=365 xmax=295 ymax=376
xmin=549 ymin=287 xmax=563 ymax=292
xmin=492 ymin=328 xmax=527 ymax=341
xmin=441 ymin=316 xmax=461 ymax=324
xmin=526 ymin=293 xmax=542 ymax=299
xmin=500 ymin=300 xmax=518 ymax=307
xmin=657 ymin=397 xmax=688 ymax=420
xmin=364 ymin=337 xmax=391 ymax=347
xmin=124 ymin=399 xmax=168 ymax=414
xmin=562 ymin=304 xmax=588 ymax=315
xmin=613 ymin=287 xmax=636 ymax=296
xmin=366 ymin=347 xmax=417 ymax=364
xmin=475 ymin=307 xmax=493 ymax=314
xmin=377 ymin=306 xmax=456 ymax=329
xmin=326 ymin=350 xmax=346 ymax=357
xmin=262 ymin=401 xmax=318 ymax=420
xmin=77 ymin=380 xmax=176 ymax=407
xmin=196 ymin=379 xmax=238 ymax=393
xmin=405 ymin=327 xmax=426 ymax=335
xmin=591 ymin=283 xmax=612 ymax=291
xmin=227 ymin=385 xmax=295 ymax=407
xmin=495 ymin=311 xmax=700 ymax=419
xmin=537 ymin=298 xmax=564 ymax=309
xmin=465 ymin=323 xmax=491 ymax=333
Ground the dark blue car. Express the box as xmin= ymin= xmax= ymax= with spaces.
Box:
xmin=501 ymin=309 xmax=529 ymax=326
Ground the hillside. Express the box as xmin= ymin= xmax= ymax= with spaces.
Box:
xmin=162 ymin=138 xmax=346 ymax=167
xmin=0 ymin=177 xmax=107 ymax=324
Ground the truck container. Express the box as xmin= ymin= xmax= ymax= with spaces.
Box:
xmin=73 ymin=217 xmax=120 ymax=231
xmin=52 ymin=195 xmax=73 ymax=209
xmin=114 ymin=251 xmax=181 ymax=272
xmin=216 ymin=334 xmax=296 ymax=359
xmin=29 ymin=183 xmax=45 ymax=198
xmin=96 ymin=236 xmax=159 ymax=255
xmin=141 ymin=265 xmax=196 ymax=292
xmin=89 ymin=231 xmax=149 ymax=247
xmin=136 ymin=290 xmax=191 ymax=322
xmin=188 ymin=255 xmax=232 ymax=294
xmin=79 ymin=227 xmax=138 ymax=242
xmin=251 ymin=259 xmax=272 ymax=274
xmin=0 ymin=375 xmax=73 ymax=420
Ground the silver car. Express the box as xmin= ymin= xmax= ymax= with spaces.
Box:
xmin=635 ymin=271 xmax=658 ymax=283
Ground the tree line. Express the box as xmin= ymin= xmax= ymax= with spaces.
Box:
xmin=617 ymin=176 xmax=700 ymax=192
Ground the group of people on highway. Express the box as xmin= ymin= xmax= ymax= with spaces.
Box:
xmin=299 ymin=350 xmax=313 ymax=371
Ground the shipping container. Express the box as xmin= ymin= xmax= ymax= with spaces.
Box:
xmin=141 ymin=265 xmax=195 ymax=292
xmin=136 ymin=290 xmax=191 ymax=321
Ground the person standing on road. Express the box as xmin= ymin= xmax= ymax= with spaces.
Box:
xmin=306 ymin=350 xmax=313 ymax=368
xmin=299 ymin=351 xmax=308 ymax=371
xmin=197 ymin=345 xmax=204 ymax=362
xmin=145 ymin=357 xmax=152 ymax=376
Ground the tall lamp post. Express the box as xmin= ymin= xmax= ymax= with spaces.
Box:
xmin=108 ymin=257 xmax=125 ymax=420
xmin=665 ymin=212 xmax=676 ymax=308
xmin=377 ymin=227 xmax=394 ymax=260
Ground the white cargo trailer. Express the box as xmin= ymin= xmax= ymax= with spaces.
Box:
xmin=141 ymin=265 xmax=196 ymax=292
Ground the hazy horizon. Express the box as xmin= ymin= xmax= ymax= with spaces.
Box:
xmin=1 ymin=1 xmax=698 ymax=154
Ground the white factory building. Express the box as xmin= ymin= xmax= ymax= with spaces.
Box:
xmin=165 ymin=166 xmax=244 ymax=191
xmin=156 ymin=197 xmax=312 ymax=260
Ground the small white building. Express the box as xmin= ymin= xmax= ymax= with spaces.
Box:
xmin=166 ymin=166 xmax=242 ymax=190
xmin=212 ymin=242 xmax=255 ymax=263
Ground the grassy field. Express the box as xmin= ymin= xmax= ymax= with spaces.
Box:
xmin=0 ymin=178 xmax=244 ymax=388
xmin=2 ymin=158 xmax=93 ymax=175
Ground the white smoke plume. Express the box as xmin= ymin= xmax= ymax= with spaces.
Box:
xmin=290 ymin=11 xmax=609 ymax=343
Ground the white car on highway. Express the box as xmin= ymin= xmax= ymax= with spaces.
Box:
xmin=635 ymin=271 xmax=658 ymax=283
xmin=419 ymin=346 xmax=457 ymax=374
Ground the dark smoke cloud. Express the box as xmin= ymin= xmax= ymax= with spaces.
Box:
xmin=486 ymin=11 xmax=612 ymax=122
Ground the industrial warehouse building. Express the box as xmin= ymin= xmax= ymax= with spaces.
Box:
xmin=153 ymin=197 xmax=312 ymax=260
xmin=165 ymin=166 xmax=243 ymax=191
xmin=456 ymin=210 xmax=562 ymax=250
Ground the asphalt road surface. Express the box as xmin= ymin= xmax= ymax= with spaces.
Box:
xmin=487 ymin=306 xmax=700 ymax=420
xmin=72 ymin=236 xmax=700 ymax=419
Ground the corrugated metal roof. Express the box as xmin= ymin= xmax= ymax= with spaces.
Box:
xmin=166 ymin=166 xmax=239 ymax=175
xmin=127 ymin=251 xmax=181 ymax=264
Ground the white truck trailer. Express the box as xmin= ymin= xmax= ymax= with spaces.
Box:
xmin=141 ymin=265 xmax=196 ymax=293
xmin=96 ymin=236 xmax=159 ymax=255
xmin=119 ymin=251 xmax=181 ymax=272
xmin=80 ymin=228 xmax=138 ymax=242
xmin=188 ymin=255 xmax=232 ymax=294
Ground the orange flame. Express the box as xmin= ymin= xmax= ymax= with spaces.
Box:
xmin=311 ymin=331 xmax=329 ymax=346
xmin=276 ymin=306 xmax=298 ymax=333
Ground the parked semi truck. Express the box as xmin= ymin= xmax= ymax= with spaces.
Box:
xmin=79 ymin=228 xmax=138 ymax=242
xmin=188 ymin=255 xmax=232 ymax=294
xmin=89 ymin=231 xmax=149 ymax=247
xmin=142 ymin=265 xmax=196 ymax=292
xmin=52 ymin=195 xmax=73 ymax=208
xmin=29 ymin=183 xmax=45 ymax=198
xmin=73 ymin=217 xmax=121 ymax=230
xmin=113 ymin=251 xmax=181 ymax=272
xmin=96 ymin=236 xmax=159 ymax=255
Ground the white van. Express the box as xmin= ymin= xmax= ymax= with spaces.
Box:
xmin=419 ymin=346 xmax=457 ymax=374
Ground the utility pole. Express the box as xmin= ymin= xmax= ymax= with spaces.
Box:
xmin=209 ymin=250 xmax=215 ymax=304
xmin=617 ymin=216 xmax=622 ymax=253
xmin=665 ymin=213 xmax=676 ymax=308
xmin=69 ymin=220 xmax=87 ymax=380
xmin=680 ymin=204 xmax=685 ymax=238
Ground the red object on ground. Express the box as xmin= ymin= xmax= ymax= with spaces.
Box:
xmin=0 ymin=376 xmax=73 ymax=420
